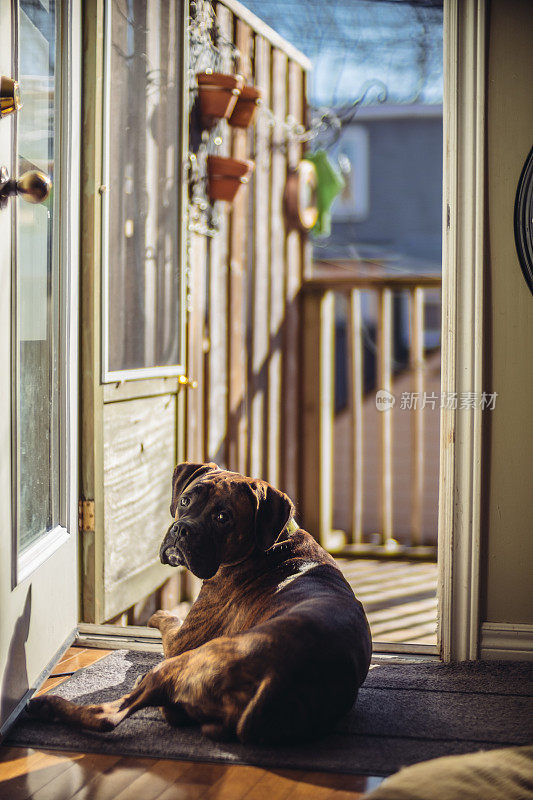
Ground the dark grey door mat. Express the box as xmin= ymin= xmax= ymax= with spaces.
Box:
xmin=7 ymin=651 xmax=533 ymax=777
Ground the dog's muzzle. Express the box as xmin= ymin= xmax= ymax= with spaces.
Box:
xmin=161 ymin=546 xmax=184 ymax=567
xmin=160 ymin=523 xmax=188 ymax=567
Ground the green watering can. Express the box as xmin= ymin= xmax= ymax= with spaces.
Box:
xmin=303 ymin=149 xmax=345 ymax=237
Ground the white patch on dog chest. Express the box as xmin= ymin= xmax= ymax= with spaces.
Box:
xmin=275 ymin=561 xmax=317 ymax=591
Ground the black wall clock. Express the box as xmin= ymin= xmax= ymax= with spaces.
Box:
xmin=514 ymin=146 xmax=533 ymax=296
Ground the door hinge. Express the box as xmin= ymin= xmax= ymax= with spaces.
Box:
xmin=78 ymin=499 xmax=95 ymax=532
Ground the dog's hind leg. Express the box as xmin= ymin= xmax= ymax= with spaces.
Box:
xmin=27 ymin=668 xmax=167 ymax=732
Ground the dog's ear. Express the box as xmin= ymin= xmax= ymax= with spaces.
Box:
xmin=253 ymin=481 xmax=295 ymax=552
xmin=170 ymin=462 xmax=219 ymax=517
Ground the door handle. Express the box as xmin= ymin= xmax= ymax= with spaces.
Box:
xmin=0 ymin=76 xmax=22 ymax=118
xmin=178 ymin=375 xmax=198 ymax=389
xmin=0 ymin=167 xmax=52 ymax=210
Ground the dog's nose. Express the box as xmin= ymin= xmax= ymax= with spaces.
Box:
xmin=170 ymin=522 xmax=187 ymax=543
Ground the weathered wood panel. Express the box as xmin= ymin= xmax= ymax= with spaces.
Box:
xmin=103 ymin=394 xmax=176 ymax=618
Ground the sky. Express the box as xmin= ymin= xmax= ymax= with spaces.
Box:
xmin=239 ymin=0 xmax=443 ymax=107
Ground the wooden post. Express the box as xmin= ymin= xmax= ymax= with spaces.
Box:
xmin=186 ymin=230 xmax=207 ymax=461
xmin=350 ymin=289 xmax=364 ymax=544
xmin=410 ymin=287 xmax=425 ymax=545
xmin=301 ymin=290 xmax=344 ymax=550
xmin=377 ymin=287 xmax=394 ymax=545
xmin=205 ymin=2 xmax=233 ymax=468
xmin=267 ymin=48 xmax=288 ymax=487
xmin=319 ymin=292 xmax=336 ymax=548
xmin=301 ymin=291 xmax=323 ymax=540
xmin=281 ymin=60 xmax=304 ymax=504
xmin=227 ymin=19 xmax=252 ymax=473
xmin=248 ymin=35 xmax=271 ymax=479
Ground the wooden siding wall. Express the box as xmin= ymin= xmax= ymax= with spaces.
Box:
xmin=186 ymin=1 xmax=310 ymax=509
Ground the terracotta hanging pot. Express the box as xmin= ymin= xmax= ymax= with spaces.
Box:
xmin=207 ymin=155 xmax=254 ymax=202
xmin=228 ymin=85 xmax=262 ymax=129
xmin=196 ymin=72 xmax=243 ymax=129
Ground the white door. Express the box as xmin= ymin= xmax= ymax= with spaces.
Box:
xmin=0 ymin=0 xmax=81 ymax=735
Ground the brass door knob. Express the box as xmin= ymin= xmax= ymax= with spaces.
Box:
xmin=0 ymin=76 xmax=22 ymax=117
xmin=0 ymin=167 xmax=52 ymax=210
xmin=16 ymin=170 xmax=52 ymax=203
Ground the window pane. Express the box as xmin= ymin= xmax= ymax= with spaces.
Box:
xmin=17 ymin=0 xmax=59 ymax=551
xmin=106 ymin=0 xmax=181 ymax=373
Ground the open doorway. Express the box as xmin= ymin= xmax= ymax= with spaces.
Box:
xmin=77 ymin=0 xmax=444 ymax=657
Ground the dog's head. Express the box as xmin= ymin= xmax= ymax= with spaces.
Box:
xmin=159 ymin=462 xmax=295 ymax=579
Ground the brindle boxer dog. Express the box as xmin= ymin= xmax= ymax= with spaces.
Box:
xmin=28 ymin=462 xmax=372 ymax=744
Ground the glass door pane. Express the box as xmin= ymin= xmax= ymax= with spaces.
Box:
xmin=15 ymin=0 xmax=59 ymax=552
xmin=104 ymin=0 xmax=182 ymax=376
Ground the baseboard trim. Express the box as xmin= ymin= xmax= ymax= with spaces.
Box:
xmin=372 ymin=641 xmax=438 ymax=656
xmin=480 ymin=622 xmax=533 ymax=661
xmin=76 ymin=622 xmax=164 ymax=653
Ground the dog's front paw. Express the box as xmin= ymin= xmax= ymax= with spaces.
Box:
xmin=148 ymin=610 xmax=174 ymax=629
xmin=27 ymin=696 xmax=57 ymax=722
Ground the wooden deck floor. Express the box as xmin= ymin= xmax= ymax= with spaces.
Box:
xmin=0 ymin=648 xmax=384 ymax=800
xmin=336 ymin=559 xmax=438 ymax=646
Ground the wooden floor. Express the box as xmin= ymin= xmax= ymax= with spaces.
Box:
xmin=0 ymin=648 xmax=384 ymax=800
xmin=336 ymin=559 xmax=438 ymax=646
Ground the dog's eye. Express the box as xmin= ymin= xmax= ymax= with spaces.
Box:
xmin=179 ymin=496 xmax=190 ymax=508
xmin=216 ymin=510 xmax=230 ymax=525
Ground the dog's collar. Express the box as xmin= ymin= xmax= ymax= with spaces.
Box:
xmin=264 ymin=518 xmax=300 ymax=559
xmin=223 ymin=519 xmax=300 ymax=567
xmin=283 ymin=517 xmax=299 ymax=536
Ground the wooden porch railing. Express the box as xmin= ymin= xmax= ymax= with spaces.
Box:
xmin=300 ymin=262 xmax=442 ymax=559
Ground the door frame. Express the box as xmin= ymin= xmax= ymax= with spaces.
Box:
xmin=438 ymin=0 xmax=487 ymax=662
xmin=76 ymin=0 xmax=491 ymax=660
